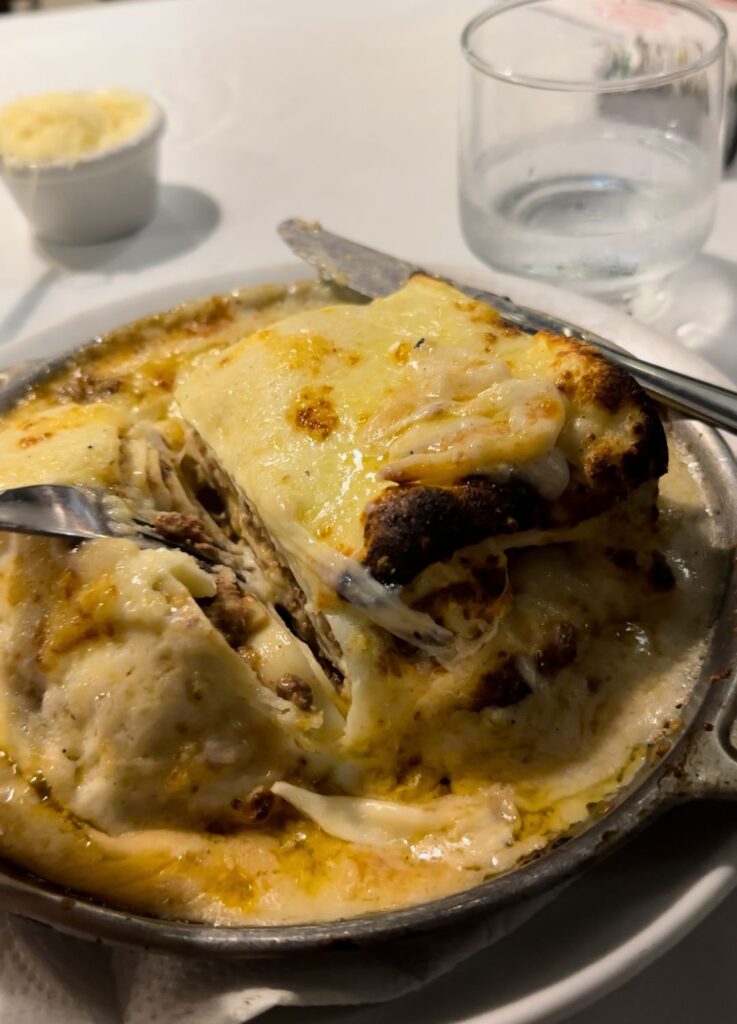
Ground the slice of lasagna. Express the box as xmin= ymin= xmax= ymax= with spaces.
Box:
xmin=176 ymin=275 xmax=667 ymax=747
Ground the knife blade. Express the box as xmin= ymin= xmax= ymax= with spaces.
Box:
xmin=277 ymin=218 xmax=737 ymax=436
xmin=278 ymin=219 xmax=424 ymax=300
xmin=278 ymin=217 xmax=581 ymax=332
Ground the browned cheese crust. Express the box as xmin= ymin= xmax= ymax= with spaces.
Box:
xmin=363 ymin=327 xmax=667 ymax=585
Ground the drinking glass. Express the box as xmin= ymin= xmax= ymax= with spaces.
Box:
xmin=459 ymin=0 xmax=727 ymax=306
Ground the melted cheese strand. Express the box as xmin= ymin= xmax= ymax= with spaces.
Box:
xmin=262 ymin=504 xmax=453 ymax=651
xmin=273 ymin=781 xmax=520 ymax=869
xmin=381 ymin=378 xmax=567 ymax=487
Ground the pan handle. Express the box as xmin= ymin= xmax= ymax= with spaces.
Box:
xmin=675 ymin=667 xmax=737 ymax=800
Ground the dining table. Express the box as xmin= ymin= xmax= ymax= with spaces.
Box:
xmin=0 ymin=1 xmax=736 ymax=1022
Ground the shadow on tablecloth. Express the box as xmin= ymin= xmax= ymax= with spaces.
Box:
xmin=0 ymin=184 xmax=220 ymax=347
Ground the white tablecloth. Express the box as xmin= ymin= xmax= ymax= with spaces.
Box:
xmin=0 ymin=2 xmax=735 ymax=1022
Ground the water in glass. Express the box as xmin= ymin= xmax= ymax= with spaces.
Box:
xmin=460 ymin=121 xmax=716 ymax=297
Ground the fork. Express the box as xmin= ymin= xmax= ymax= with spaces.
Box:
xmin=0 ymin=484 xmax=453 ymax=649
xmin=0 ymin=484 xmax=234 ymax=573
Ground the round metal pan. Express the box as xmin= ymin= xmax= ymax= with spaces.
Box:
xmin=0 ymin=319 xmax=734 ymax=959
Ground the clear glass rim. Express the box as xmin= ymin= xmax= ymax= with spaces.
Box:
xmin=461 ymin=0 xmax=728 ymax=93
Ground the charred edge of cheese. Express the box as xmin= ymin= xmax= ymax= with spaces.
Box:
xmin=546 ymin=334 xmax=668 ymax=517
xmin=362 ymin=366 xmax=666 ymax=588
xmin=362 ymin=476 xmax=548 ymax=586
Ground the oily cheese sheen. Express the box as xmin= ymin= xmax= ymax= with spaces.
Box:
xmin=177 ymin=275 xmax=666 ymax=585
xmin=0 ymin=403 xmax=124 ymax=489
xmin=0 ymin=278 xmax=721 ymax=926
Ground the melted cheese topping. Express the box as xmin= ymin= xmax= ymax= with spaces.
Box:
xmin=0 ymin=90 xmax=152 ymax=166
xmin=0 ymin=280 xmax=720 ymax=926
xmin=176 ymin=276 xmax=569 ymax=566
xmin=0 ymin=403 xmax=125 ymax=488
xmin=376 ymin=360 xmax=567 ymax=490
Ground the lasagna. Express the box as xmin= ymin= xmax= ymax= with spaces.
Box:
xmin=0 ymin=277 xmax=718 ymax=924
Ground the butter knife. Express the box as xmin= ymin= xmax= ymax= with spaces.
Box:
xmin=278 ymin=218 xmax=737 ymax=436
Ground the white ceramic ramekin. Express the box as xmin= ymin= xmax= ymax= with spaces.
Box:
xmin=0 ymin=98 xmax=165 ymax=245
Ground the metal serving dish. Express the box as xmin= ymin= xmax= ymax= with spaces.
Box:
xmin=0 ymin=318 xmax=734 ymax=959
